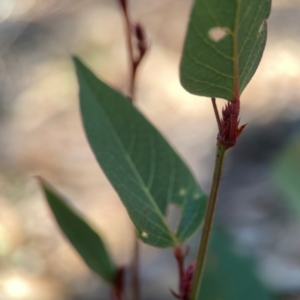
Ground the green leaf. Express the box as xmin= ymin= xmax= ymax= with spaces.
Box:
xmin=180 ymin=0 xmax=271 ymax=101
xmin=200 ymin=229 xmax=272 ymax=300
xmin=73 ymin=57 xmax=207 ymax=248
xmin=273 ymin=137 xmax=300 ymax=217
xmin=41 ymin=182 xmax=117 ymax=284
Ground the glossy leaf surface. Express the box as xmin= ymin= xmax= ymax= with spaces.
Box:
xmin=74 ymin=58 xmax=207 ymax=248
xmin=180 ymin=0 xmax=271 ymax=101
xmin=42 ymin=183 xmax=117 ymax=283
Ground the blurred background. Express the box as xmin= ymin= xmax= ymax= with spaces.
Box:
xmin=0 ymin=0 xmax=300 ymax=299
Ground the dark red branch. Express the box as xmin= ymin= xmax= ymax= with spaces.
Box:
xmin=119 ymin=0 xmax=127 ymax=11
xmin=112 ymin=268 xmax=126 ymax=300
xmin=173 ymin=246 xmax=195 ymax=300
xmin=211 ymin=98 xmax=221 ymax=132
xmin=116 ymin=0 xmax=149 ymax=101
xmin=115 ymin=1 xmax=149 ymax=299
xmin=132 ymin=237 xmax=140 ymax=300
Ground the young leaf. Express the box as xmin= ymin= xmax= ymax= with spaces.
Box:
xmin=41 ymin=182 xmax=117 ymax=284
xmin=199 ymin=229 xmax=272 ymax=300
xmin=180 ymin=0 xmax=271 ymax=101
xmin=74 ymin=57 xmax=207 ymax=248
xmin=273 ymin=137 xmax=300 ymax=217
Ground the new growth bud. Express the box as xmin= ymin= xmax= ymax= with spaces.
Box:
xmin=135 ymin=22 xmax=145 ymax=41
xmin=218 ymin=97 xmax=245 ymax=149
xmin=133 ymin=22 xmax=149 ymax=65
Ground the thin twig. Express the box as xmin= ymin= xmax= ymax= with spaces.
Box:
xmin=119 ymin=2 xmax=148 ymax=101
xmin=119 ymin=1 xmax=136 ymax=100
xmin=132 ymin=236 xmax=140 ymax=300
xmin=122 ymin=8 xmax=137 ymax=99
xmin=190 ymin=144 xmax=227 ymax=299
xmin=112 ymin=267 xmax=126 ymax=300
xmin=174 ymin=246 xmax=185 ymax=299
xmin=211 ymin=98 xmax=221 ymax=132
xmin=117 ymin=1 xmax=142 ymax=299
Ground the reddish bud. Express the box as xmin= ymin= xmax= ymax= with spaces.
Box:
xmin=218 ymin=98 xmax=241 ymax=149
xmin=133 ymin=22 xmax=149 ymax=63
xmin=138 ymin=40 xmax=148 ymax=58
xmin=135 ymin=22 xmax=145 ymax=41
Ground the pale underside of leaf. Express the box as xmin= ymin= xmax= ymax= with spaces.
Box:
xmin=180 ymin=0 xmax=272 ymax=101
xmin=74 ymin=58 xmax=207 ymax=247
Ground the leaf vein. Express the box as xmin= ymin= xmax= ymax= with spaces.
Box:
xmin=238 ymin=1 xmax=265 ymax=58
xmin=187 ymin=51 xmax=234 ymax=79
xmin=184 ymin=75 xmax=233 ymax=94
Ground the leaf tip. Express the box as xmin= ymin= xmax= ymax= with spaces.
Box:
xmin=72 ymin=56 xmax=85 ymax=74
xmin=34 ymin=175 xmax=49 ymax=195
xmin=72 ymin=55 xmax=81 ymax=65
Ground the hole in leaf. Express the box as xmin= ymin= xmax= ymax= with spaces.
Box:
xmin=166 ymin=204 xmax=182 ymax=232
xmin=141 ymin=231 xmax=148 ymax=238
xmin=208 ymin=27 xmax=228 ymax=42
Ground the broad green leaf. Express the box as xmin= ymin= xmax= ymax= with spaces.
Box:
xmin=74 ymin=57 xmax=207 ymax=248
xmin=273 ymin=136 xmax=300 ymax=217
xmin=199 ymin=229 xmax=271 ymax=300
xmin=180 ymin=0 xmax=271 ymax=101
xmin=41 ymin=182 xmax=117 ymax=284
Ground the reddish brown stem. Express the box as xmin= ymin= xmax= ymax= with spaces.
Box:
xmin=174 ymin=246 xmax=185 ymax=292
xmin=173 ymin=246 xmax=194 ymax=300
xmin=118 ymin=1 xmax=148 ymax=101
xmin=121 ymin=6 xmax=136 ymax=99
xmin=191 ymin=93 xmax=244 ymax=299
xmin=112 ymin=268 xmax=126 ymax=300
xmin=117 ymin=1 xmax=148 ymax=299
xmin=132 ymin=236 xmax=140 ymax=300
xmin=211 ymin=98 xmax=221 ymax=132
xmin=174 ymin=246 xmax=185 ymax=300
xmin=113 ymin=292 xmax=123 ymax=300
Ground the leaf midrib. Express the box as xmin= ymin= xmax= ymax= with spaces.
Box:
xmin=82 ymin=77 xmax=177 ymax=245
xmin=233 ymin=0 xmax=241 ymax=97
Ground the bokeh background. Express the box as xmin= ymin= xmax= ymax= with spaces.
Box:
xmin=0 ymin=0 xmax=300 ymax=299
